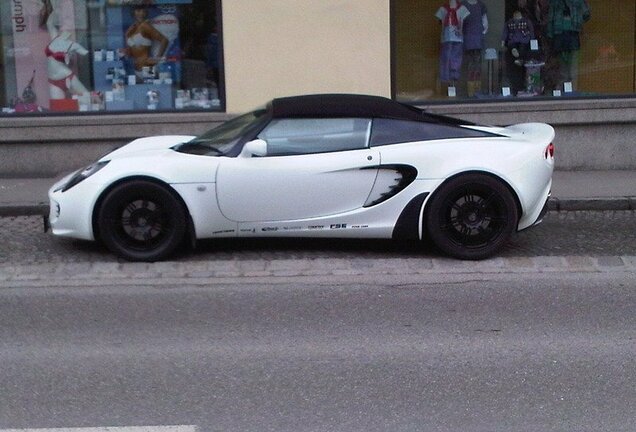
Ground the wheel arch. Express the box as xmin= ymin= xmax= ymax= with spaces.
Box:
xmin=91 ymin=176 xmax=194 ymax=245
xmin=393 ymin=170 xmax=522 ymax=242
xmin=423 ymin=170 xmax=523 ymax=237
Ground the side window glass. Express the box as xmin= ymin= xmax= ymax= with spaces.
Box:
xmin=258 ymin=118 xmax=371 ymax=156
xmin=370 ymin=119 xmax=491 ymax=146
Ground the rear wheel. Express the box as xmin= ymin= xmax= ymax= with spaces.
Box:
xmin=425 ymin=174 xmax=518 ymax=260
xmin=97 ymin=180 xmax=187 ymax=262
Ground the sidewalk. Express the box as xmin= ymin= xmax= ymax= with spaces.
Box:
xmin=0 ymin=171 xmax=635 ymax=216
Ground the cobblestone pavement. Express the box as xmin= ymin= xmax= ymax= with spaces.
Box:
xmin=0 ymin=211 xmax=635 ymax=282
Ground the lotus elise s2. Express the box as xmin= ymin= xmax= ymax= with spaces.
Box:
xmin=48 ymin=94 xmax=555 ymax=261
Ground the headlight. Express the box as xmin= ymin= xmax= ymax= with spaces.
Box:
xmin=61 ymin=161 xmax=110 ymax=192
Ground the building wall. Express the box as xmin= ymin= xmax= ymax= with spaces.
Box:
xmin=222 ymin=0 xmax=392 ymax=113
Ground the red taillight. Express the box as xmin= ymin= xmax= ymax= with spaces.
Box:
xmin=544 ymin=143 xmax=555 ymax=159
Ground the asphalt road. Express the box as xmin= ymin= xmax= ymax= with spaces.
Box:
xmin=0 ymin=272 xmax=635 ymax=432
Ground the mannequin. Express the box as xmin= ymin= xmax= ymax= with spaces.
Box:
xmin=547 ymin=0 xmax=590 ymax=90
xmin=518 ymin=0 xmax=547 ymax=33
xmin=42 ymin=1 xmax=89 ymax=100
xmin=462 ymin=0 xmax=488 ymax=96
xmin=502 ymin=10 xmax=535 ymax=95
xmin=435 ymin=0 xmax=471 ymax=87
xmin=518 ymin=0 xmax=557 ymax=92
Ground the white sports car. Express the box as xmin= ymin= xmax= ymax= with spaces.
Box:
xmin=48 ymin=94 xmax=555 ymax=261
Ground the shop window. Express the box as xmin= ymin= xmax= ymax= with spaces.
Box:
xmin=393 ymin=0 xmax=636 ymax=102
xmin=1 ymin=0 xmax=223 ymax=115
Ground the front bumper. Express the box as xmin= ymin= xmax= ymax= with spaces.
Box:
xmin=47 ymin=174 xmax=98 ymax=241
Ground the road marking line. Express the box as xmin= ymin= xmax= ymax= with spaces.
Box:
xmin=0 ymin=426 xmax=197 ymax=432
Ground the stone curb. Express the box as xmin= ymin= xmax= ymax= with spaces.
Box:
xmin=1 ymin=256 xmax=634 ymax=285
xmin=2 ymin=198 xmax=636 ymax=217
xmin=0 ymin=204 xmax=49 ymax=217
xmin=548 ymin=197 xmax=636 ymax=211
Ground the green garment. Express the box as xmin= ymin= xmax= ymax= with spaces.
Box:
xmin=547 ymin=0 xmax=591 ymax=37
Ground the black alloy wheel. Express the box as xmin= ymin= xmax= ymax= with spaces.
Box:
xmin=425 ymin=173 xmax=518 ymax=260
xmin=97 ymin=180 xmax=187 ymax=262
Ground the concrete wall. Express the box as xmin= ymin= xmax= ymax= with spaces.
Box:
xmin=221 ymin=0 xmax=392 ymax=113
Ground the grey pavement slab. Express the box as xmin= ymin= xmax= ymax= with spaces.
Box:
xmin=1 ymin=256 xmax=635 ymax=288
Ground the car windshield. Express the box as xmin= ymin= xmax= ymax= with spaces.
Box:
xmin=176 ymin=109 xmax=267 ymax=156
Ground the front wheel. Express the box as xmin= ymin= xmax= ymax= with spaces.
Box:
xmin=97 ymin=180 xmax=187 ymax=262
xmin=425 ymin=174 xmax=518 ymax=260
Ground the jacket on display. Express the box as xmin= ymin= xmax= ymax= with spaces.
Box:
xmin=547 ymin=0 xmax=591 ymax=37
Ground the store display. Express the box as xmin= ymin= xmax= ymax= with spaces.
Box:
xmin=462 ymin=0 xmax=488 ymax=96
xmin=435 ymin=0 xmax=471 ymax=85
xmin=484 ymin=47 xmax=498 ymax=95
xmin=547 ymin=0 xmax=591 ymax=92
xmin=146 ymin=89 xmax=160 ymax=110
xmin=501 ymin=9 xmax=535 ymax=96
xmin=1 ymin=0 xmax=222 ymax=114
xmin=432 ymin=0 xmax=554 ymax=100
xmin=43 ymin=3 xmax=90 ymax=102
xmin=125 ymin=6 xmax=169 ymax=79
xmin=522 ymin=59 xmax=545 ymax=96
xmin=14 ymin=71 xmax=44 ymax=113
xmin=388 ymin=0 xmax=617 ymax=103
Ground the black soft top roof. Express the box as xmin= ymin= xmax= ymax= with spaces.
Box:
xmin=269 ymin=94 xmax=472 ymax=125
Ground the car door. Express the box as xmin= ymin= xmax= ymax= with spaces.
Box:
xmin=216 ymin=117 xmax=379 ymax=222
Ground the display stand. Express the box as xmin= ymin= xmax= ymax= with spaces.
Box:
xmin=125 ymin=83 xmax=174 ymax=110
xmin=523 ymin=61 xmax=545 ymax=96
xmin=93 ymin=60 xmax=125 ymax=92
xmin=93 ymin=58 xmax=174 ymax=111
xmin=105 ymin=100 xmax=134 ymax=111
xmin=50 ymin=99 xmax=79 ymax=112
xmin=484 ymin=48 xmax=498 ymax=95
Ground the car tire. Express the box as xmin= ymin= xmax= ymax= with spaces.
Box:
xmin=97 ymin=180 xmax=187 ymax=262
xmin=425 ymin=173 xmax=518 ymax=260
